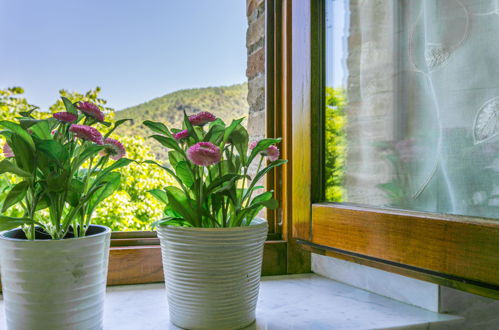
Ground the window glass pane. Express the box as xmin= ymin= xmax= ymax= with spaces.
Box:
xmin=325 ymin=0 xmax=499 ymax=220
xmin=0 ymin=1 xmax=248 ymax=231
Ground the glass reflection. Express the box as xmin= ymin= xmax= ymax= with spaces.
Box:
xmin=325 ymin=0 xmax=499 ymax=220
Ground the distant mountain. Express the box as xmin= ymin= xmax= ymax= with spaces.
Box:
xmin=115 ymin=83 xmax=249 ymax=160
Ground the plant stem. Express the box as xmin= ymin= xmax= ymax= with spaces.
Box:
xmin=197 ymin=166 xmax=203 ymax=227
xmin=244 ymin=156 xmax=264 ymax=208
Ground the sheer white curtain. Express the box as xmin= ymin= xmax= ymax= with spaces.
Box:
xmin=340 ymin=0 xmax=499 ymax=219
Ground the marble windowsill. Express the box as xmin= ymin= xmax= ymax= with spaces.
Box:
xmin=0 ymin=274 xmax=462 ymax=330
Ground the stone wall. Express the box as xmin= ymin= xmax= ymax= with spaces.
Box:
xmin=246 ymin=0 xmax=265 ymax=141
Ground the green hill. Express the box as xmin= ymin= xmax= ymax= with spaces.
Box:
xmin=115 ymin=83 xmax=249 ymax=160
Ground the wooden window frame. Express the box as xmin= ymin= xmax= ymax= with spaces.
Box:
xmin=273 ymin=0 xmax=499 ymax=299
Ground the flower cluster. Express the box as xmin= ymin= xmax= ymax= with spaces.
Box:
xmin=250 ymin=141 xmax=280 ymax=162
xmin=101 ymin=138 xmax=126 ymax=160
xmin=0 ymin=96 xmax=132 ymax=240
xmin=143 ymin=111 xmax=286 ymax=228
xmin=53 ymin=112 xmax=78 ymax=123
xmin=187 ymin=142 xmax=221 ymax=166
xmin=188 ymin=112 xmax=216 ymax=126
xmin=69 ymin=124 xmax=104 ymax=145
xmin=76 ymin=101 xmax=105 ymax=122
xmin=173 ymin=130 xmax=189 ymax=141
xmin=52 ymin=101 xmax=126 ymax=159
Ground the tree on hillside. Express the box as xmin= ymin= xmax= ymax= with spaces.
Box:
xmin=0 ymin=87 xmax=36 ymax=120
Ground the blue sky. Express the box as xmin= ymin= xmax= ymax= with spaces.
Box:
xmin=0 ymin=0 xmax=247 ymax=110
xmin=326 ymin=0 xmax=349 ymax=88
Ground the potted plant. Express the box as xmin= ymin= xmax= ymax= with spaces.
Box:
xmin=0 ymin=98 xmax=132 ymax=330
xmin=143 ymin=112 xmax=286 ymax=330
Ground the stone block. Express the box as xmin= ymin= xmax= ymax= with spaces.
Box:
xmin=247 ymin=14 xmax=265 ymax=48
xmin=247 ymin=109 xmax=266 ymax=137
xmin=246 ymin=48 xmax=265 ymax=79
xmin=247 ymin=74 xmax=265 ymax=108
xmin=247 ymin=0 xmax=264 ymax=17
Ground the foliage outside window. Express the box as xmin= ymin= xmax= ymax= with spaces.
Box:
xmin=324 ymin=87 xmax=346 ymax=202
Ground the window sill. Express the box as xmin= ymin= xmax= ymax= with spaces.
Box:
xmin=107 ymin=240 xmax=287 ymax=285
xmin=0 ymin=274 xmax=462 ymax=329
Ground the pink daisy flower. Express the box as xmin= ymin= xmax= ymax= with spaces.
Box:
xmin=101 ymin=138 xmax=126 ymax=160
xmin=263 ymin=145 xmax=280 ymax=162
xmin=76 ymin=102 xmax=105 ymax=122
xmin=173 ymin=130 xmax=189 ymax=141
xmin=188 ymin=112 xmax=216 ymax=126
xmin=69 ymin=125 xmax=103 ymax=145
xmin=3 ymin=142 xmax=14 ymax=158
xmin=186 ymin=142 xmax=221 ymax=166
xmin=53 ymin=112 xmax=78 ymax=123
xmin=249 ymin=140 xmax=280 ymax=161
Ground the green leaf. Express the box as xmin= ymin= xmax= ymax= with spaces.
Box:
xmin=168 ymin=151 xmax=184 ymax=168
xmin=97 ymin=158 xmax=134 ymax=180
xmin=150 ymin=135 xmax=182 ymax=153
xmin=232 ymin=204 xmax=262 ymax=227
xmin=250 ymin=191 xmax=273 ymax=205
xmin=209 ymin=118 xmax=226 ymax=128
xmin=260 ymin=198 xmax=278 ymax=209
xmin=62 ymin=97 xmax=78 ymax=114
xmin=19 ymin=107 xmax=37 ymax=118
xmin=244 ymin=159 xmax=287 ymax=200
xmin=231 ymin=124 xmax=249 ymax=164
xmin=143 ymin=160 xmax=185 ymax=188
xmin=19 ymin=119 xmax=42 ymax=130
xmin=36 ymin=139 xmax=67 ymax=163
xmin=183 ymin=111 xmax=199 ymax=142
xmin=152 ymin=217 xmax=190 ymax=229
xmin=208 ymin=174 xmax=246 ymax=194
xmin=10 ymin=133 xmax=35 ymax=173
xmin=46 ymin=170 xmax=70 ymax=192
xmin=175 ymin=161 xmax=194 ymax=188
xmin=100 ymin=121 xmax=112 ymax=127
xmin=0 ymin=159 xmax=31 ymax=177
xmin=165 ymin=186 xmax=198 ymax=226
xmin=0 ymin=215 xmax=35 ymax=231
xmin=143 ymin=120 xmax=172 ymax=137
xmin=35 ymin=195 xmax=50 ymax=211
xmin=223 ymin=118 xmax=244 ymax=143
xmin=86 ymin=172 xmax=121 ymax=216
xmin=104 ymin=119 xmax=132 ymax=138
xmin=0 ymin=121 xmax=35 ymax=149
xmin=2 ymin=181 xmax=29 ymax=212
xmin=204 ymin=124 xmax=225 ymax=144
xmin=66 ymin=179 xmax=84 ymax=207
xmin=148 ymin=189 xmax=168 ymax=205
xmin=28 ymin=119 xmax=53 ymax=140
xmin=88 ymin=158 xmax=132 ymax=203
xmin=72 ymin=144 xmax=103 ymax=171
xmin=163 ymin=207 xmax=182 ymax=219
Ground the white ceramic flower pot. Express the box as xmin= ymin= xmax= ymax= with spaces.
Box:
xmin=0 ymin=225 xmax=111 ymax=330
xmin=157 ymin=218 xmax=268 ymax=330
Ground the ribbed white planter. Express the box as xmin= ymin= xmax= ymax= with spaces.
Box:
xmin=0 ymin=225 xmax=111 ymax=330
xmin=157 ymin=218 xmax=268 ymax=330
